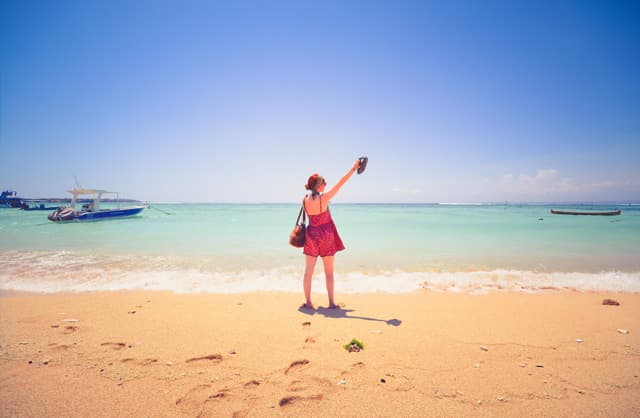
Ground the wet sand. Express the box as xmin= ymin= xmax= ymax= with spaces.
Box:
xmin=1 ymin=291 xmax=639 ymax=417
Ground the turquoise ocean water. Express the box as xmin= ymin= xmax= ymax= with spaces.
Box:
xmin=1 ymin=203 xmax=639 ymax=293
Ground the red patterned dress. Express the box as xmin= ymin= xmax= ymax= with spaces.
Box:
xmin=303 ymin=196 xmax=345 ymax=257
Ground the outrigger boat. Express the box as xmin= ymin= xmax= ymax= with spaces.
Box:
xmin=550 ymin=208 xmax=621 ymax=216
xmin=48 ymin=188 xmax=146 ymax=222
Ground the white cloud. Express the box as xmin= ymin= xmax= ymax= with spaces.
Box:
xmin=499 ymin=169 xmax=640 ymax=200
xmin=501 ymin=169 xmax=573 ymax=194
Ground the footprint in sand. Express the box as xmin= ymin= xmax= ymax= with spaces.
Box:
xmin=284 ymin=359 xmax=310 ymax=374
xmin=63 ymin=326 xmax=79 ymax=334
xmin=48 ymin=343 xmax=71 ymax=351
xmin=279 ymin=394 xmax=323 ymax=407
xmin=204 ymin=389 xmax=229 ymax=403
xmin=304 ymin=337 xmax=317 ymax=343
xmin=176 ymin=384 xmax=246 ymax=418
xmin=175 ymin=384 xmax=212 ymax=409
xmin=101 ymin=342 xmax=127 ymax=350
xmin=121 ymin=358 xmax=158 ymax=366
xmin=244 ymin=380 xmax=261 ymax=387
xmin=287 ymin=380 xmax=309 ymax=392
xmin=186 ymin=354 xmax=223 ymax=363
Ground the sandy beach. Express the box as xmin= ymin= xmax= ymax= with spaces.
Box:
xmin=0 ymin=290 xmax=638 ymax=417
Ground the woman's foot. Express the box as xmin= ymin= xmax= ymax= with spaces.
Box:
xmin=328 ymin=302 xmax=345 ymax=309
xmin=300 ymin=302 xmax=315 ymax=310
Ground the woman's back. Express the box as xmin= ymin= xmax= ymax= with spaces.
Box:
xmin=303 ymin=194 xmax=328 ymax=216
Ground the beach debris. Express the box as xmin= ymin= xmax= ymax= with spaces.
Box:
xmin=228 ymin=349 xmax=237 ymax=355
xmin=51 ymin=324 xmax=59 ymax=328
xmin=497 ymin=396 xmax=506 ymax=402
xmin=577 ymin=390 xmax=586 ymax=395
xmin=602 ymin=298 xmax=620 ymax=306
xmin=519 ymin=363 xmax=527 ymax=368
xmin=343 ymin=338 xmax=364 ymax=352
xmin=380 ymin=378 xmax=386 ymax=383
xmin=480 ymin=345 xmax=489 ymax=352
xmin=63 ymin=318 xmax=79 ymax=323
xmin=302 ymin=321 xmax=311 ymax=327
xmin=42 ymin=359 xmax=50 ymax=365
xmin=338 ymin=379 xmax=346 ymax=385
xmin=538 ymin=218 xmax=544 ymax=221
xmin=166 ymin=361 xmax=173 ymax=366
xmin=576 ymin=338 xmax=584 ymax=343
xmin=18 ymin=341 xmax=28 ymax=345
xmin=474 ymin=363 xmax=481 ymax=368
xmin=617 ymin=329 xmax=630 ymax=335
xmin=535 ymin=364 xmax=544 ymax=368
xmin=128 ymin=310 xmax=136 ymax=314
xmin=28 ymin=360 xmax=33 ymax=364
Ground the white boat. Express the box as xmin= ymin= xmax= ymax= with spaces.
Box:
xmin=48 ymin=188 xmax=146 ymax=222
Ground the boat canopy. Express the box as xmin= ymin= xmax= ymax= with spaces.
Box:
xmin=67 ymin=188 xmax=111 ymax=196
xmin=67 ymin=188 xmax=119 ymax=211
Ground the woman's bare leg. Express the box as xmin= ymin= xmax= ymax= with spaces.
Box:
xmin=303 ymin=255 xmax=318 ymax=308
xmin=321 ymin=256 xmax=336 ymax=308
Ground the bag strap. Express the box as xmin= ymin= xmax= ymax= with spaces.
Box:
xmin=296 ymin=198 xmax=307 ymax=226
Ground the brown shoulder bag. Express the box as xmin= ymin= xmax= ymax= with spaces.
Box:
xmin=289 ymin=199 xmax=307 ymax=248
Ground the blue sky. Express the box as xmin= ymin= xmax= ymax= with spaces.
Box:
xmin=1 ymin=0 xmax=639 ymax=203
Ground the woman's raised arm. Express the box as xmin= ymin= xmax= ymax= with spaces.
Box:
xmin=323 ymin=159 xmax=361 ymax=201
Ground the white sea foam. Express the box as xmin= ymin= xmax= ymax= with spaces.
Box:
xmin=1 ymin=251 xmax=638 ymax=294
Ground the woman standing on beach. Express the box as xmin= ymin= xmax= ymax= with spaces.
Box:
xmin=301 ymin=159 xmax=361 ymax=309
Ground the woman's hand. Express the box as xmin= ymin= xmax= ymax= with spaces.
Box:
xmin=352 ymin=159 xmax=361 ymax=172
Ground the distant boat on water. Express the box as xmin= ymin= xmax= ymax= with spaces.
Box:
xmin=21 ymin=200 xmax=61 ymax=211
xmin=48 ymin=188 xmax=146 ymax=222
xmin=0 ymin=190 xmax=24 ymax=208
xmin=550 ymin=208 xmax=621 ymax=216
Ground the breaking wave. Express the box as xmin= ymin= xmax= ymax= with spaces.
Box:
xmin=1 ymin=250 xmax=638 ymax=294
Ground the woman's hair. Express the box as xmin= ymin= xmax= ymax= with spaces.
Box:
xmin=305 ymin=173 xmax=326 ymax=196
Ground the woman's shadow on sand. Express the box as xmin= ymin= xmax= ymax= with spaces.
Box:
xmin=298 ymin=305 xmax=401 ymax=326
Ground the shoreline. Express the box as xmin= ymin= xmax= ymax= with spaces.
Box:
xmin=1 ymin=290 xmax=638 ymax=417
